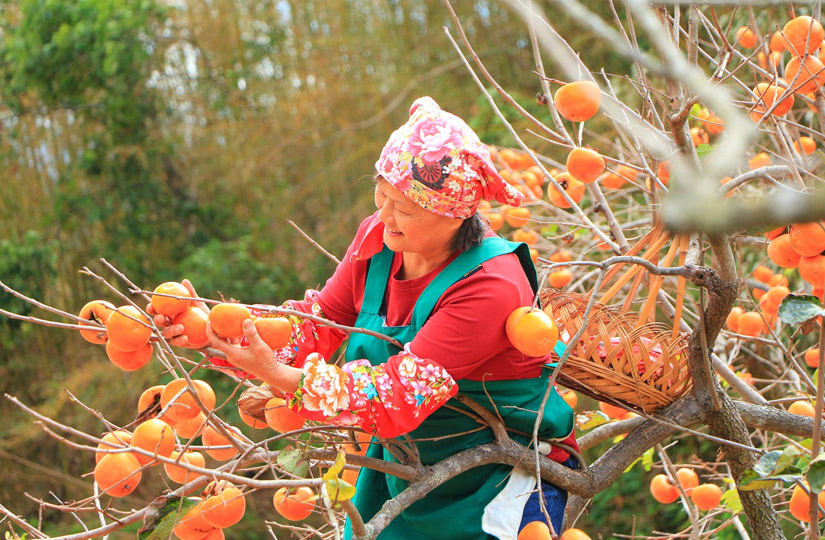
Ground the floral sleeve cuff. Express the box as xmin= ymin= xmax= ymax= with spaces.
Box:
xmin=288 ymin=347 xmax=458 ymax=438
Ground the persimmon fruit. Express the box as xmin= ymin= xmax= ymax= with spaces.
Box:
xmin=201 ymin=425 xmax=242 ymax=461
xmin=735 ymin=26 xmax=757 ymax=48
xmin=767 ymin=234 xmax=802 ymax=269
xmin=725 ymin=306 xmax=743 ymax=332
xmin=173 ymin=307 xmax=210 ymax=349
xmin=78 ymin=300 xmax=115 ymax=344
xmin=202 ymin=485 xmax=246 ymax=528
xmin=209 ymin=303 xmax=252 ymax=340
xmin=549 ymin=269 xmax=573 ymax=288
xmin=782 ymin=16 xmax=825 ymax=56
xmin=151 ymin=281 xmax=191 ymax=317
xmin=172 ymin=502 xmax=214 ymax=540
xmin=795 ymin=136 xmax=817 ymax=155
xmin=254 ymin=317 xmax=292 ymax=350
xmin=806 ymin=348 xmax=821 ymax=369
xmin=650 ymin=474 xmax=679 ymax=504
xmin=752 ymin=265 xmax=773 ymax=284
xmin=164 ymin=451 xmax=205 ymax=484
xmin=789 ymin=400 xmax=816 ymax=417
xmin=95 ymin=430 xmax=133 ymax=464
xmin=273 ymin=486 xmax=317 ymax=521
xmin=505 ymin=307 xmax=559 ymax=357
xmin=789 ymin=221 xmax=825 ymax=257
xmin=550 ymin=250 xmax=572 ymax=263
xmin=799 ymin=255 xmax=825 ymax=287
xmin=175 ymin=412 xmax=208 ymax=439
xmin=131 ymin=418 xmax=176 ymax=465
xmin=554 ymin=81 xmax=601 ymax=122
xmin=547 ymin=172 xmax=585 ymax=209
xmin=690 ymin=483 xmax=722 ymax=511
xmin=264 ymin=397 xmax=306 ymax=433
xmin=106 ymin=340 xmax=153 ymax=371
xmin=517 ymin=520 xmax=551 ymax=540
xmin=560 ymin=529 xmax=591 ymax=540
xmin=566 ymin=147 xmax=604 ymax=184
xmin=106 ymin=305 xmax=152 ymax=352
xmin=94 ymin=452 xmax=142 ymax=497
xmin=789 ymin=483 xmax=825 ymax=521
xmin=785 ymin=55 xmax=825 ymax=94
xmin=599 ymin=401 xmax=626 ymax=420
xmin=748 ymin=152 xmax=771 ymax=170
xmin=676 ymin=468 xmax=699 ymax=494
xmin=736 ymin=311 xmax=764 ymax=337
xmin=161 ymin=378 xmax=216 ymax=421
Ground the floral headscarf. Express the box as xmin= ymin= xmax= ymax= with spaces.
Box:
xmin=375 ymin=96 xmax=524 ymax=219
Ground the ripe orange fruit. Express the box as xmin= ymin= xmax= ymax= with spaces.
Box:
xmin=137 ymin=385 xmax=165 ymax=418
xmin=783 ymin=16 xmax=825 ymax=56
xmin=94 ymin=452 xmax=142 ymax=497
xmin=238 ymin=404 xmax=268 ymax=429
xmin=795 ymin=136 xmax=817 ymax=155
xmin=106 ymin=340 xmax=153 ymax=371
xmin=172 ymin=501 xmax=214 ymax=540
xmin=752 ymin=288 xmax=766 ymax=301
xmin=172 ymin=307 xmax=210 ymax=349
xmin=202 ymin=485 xmax=246 ymax=528
xmin=676 ymin=468 xmax=699 ymax=494
xmin=748 ymin=152 xmax=771 ymax=170
xmin=559 ymin=529 xmax=591 ymax=540
xmin=547 ymin=172 xmax=585 ymax=209
xmin=529 ymin=248 xmax=539 ymax=265
xmin=789 ymin=483 xmax=825 ymax=521
xmin=550 ymin=250 xmax=572 ymax=263
xmin=264 ymin=397 xmax=306 ymax=433
xmin=106 ymin=305 xmax=152 ymax=352
xmin=200 ymin=527 xmax=224 ymax=540
xmin=503 ymin=206 xmax=531 ymax=228
xmin=161 ymin=379 xmax=216 ymax=422
xmin=549 ymin=269 xmax=573 ymax=288
xmin=164 ymin=451 xmax=205 ymax=484
xmin=505 ymin=307 xmax=559 ymax=357
xmin=789 ymin=400 xmax=816 ymax=417
xmin=599 ymin=401 xmax=626 ymax=419
xmin=790 ymin=222 xmax=825 ymax=257
xmin=518 ymin=520 xmax=551 ymax=540
xmin=656 ymin=161 xmax=671 ymax=186
xmin=806 ymin=348 xmax=821 ymax=368
xmin=131 ymin=418 xmax=176 ymax=466
xmin=767 ymin=234 xmax=802 ymax=269
xmin=766 ymin=226 xmax=787 ymax=241
xmin=566 ymin=147 xmax=605 ymax=184
xmin=785 ymin=54 xmax=825 ymax=94
xmin=498 ymin=149 xmax=521 ymax=170
xmin=175 ymin=412 xmax=208 ymax=439
xmin=752 ymin=265 xmax=774 ymax=284
xmin=273 ymin=486 xmax=317 ymax=521
xmin=513 ymin=229 xmax=540 ymax=245
xmin=78 ymin=300 xmax=115 ymax=344
xmin=554 ymin=80 xmax=601 ymax=122
xmin=690 ymin=483 xmax=722 ymax=511
xmin=735 ymin=26 xmax=757 ymax=48
xmin=602 ymin=164 xmax=638 ymax=189
xmin=201 ymin=425 xmax=243 ymax=461
xmin=690 ymin=127 xmax=709 ymax=146
xmin=769 ymin=273 xmax=789 ymax=288
xmin=770 ymin=30 xmax=785 ymax=52
xmin=560 ymin=389 xmax=578 ymax=409
xmin=95 ymin=430 xmax=133 ymax=464
xmin=486 ymin=212 xmax=504 ymax=232
xmin=725 ymin=306 xmax=743 ymax=332
xmin=650 ymin=474 xmax=679 ymax=504
xmin=209 ymin=303 xmax=252 ymax=340
xmin=151 ymin=282 xmax=191 ymax=318
xmin=765 ymin=286 xmax=790 ymax=307
xmin=736 ymin=311 xmax=764 ymax=337
xmin=752 ymin=83 xmax=795 ymax=117
xmin=799 ymin=254 xmax=825 ymax=288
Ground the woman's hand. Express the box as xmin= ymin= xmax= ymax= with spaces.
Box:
xmin=205 ymin=319 xmax=302 ymax=393
xmin=146 ymin=279 xmax=209 ymax=348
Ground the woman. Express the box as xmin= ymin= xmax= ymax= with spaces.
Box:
xmin=159 ymin=97 xmax=576 ymax=539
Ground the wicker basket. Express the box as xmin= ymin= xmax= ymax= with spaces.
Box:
xmin=541 ymin=229 xmax=694 ymax=414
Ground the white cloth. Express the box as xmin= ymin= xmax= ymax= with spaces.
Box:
xmin=481 ymin=442 xmax=552 ymax=540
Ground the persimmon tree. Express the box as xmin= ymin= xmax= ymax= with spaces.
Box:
xmin=6 ymin=1 xmax=825 ymax=540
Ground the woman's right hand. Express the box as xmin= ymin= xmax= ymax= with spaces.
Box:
xmin=147 ymin=278 xmax=209 ymax=348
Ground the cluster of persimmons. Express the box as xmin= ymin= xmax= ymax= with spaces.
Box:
xmin=76 ymin=281 xmax=329 ymax=539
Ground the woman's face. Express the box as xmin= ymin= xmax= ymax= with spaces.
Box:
xmin=374 ymin=177 xmax=463 ymax=259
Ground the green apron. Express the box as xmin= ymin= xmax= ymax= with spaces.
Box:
xmin=343 ymin=237 xmax=574 ymax=540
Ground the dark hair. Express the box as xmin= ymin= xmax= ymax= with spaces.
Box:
xmin=451 ymin=213 xmax=486 ymax=253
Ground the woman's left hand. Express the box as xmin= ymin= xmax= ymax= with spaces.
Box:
xmin=205 ymin=319 xmax=277 ymax=381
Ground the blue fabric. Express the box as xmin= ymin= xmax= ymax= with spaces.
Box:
xmin=518 ymin=456 xmax=578 ymax=535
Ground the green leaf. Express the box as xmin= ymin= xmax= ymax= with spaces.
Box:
xmin=323 ymin=450 xmax=346 ymax=482
xmin=277 ymin=446 xmax=310 ymax=478
xmin=755 ymin=447 xmax=803 ymax=477
xmin=738 ymin=469 xmax=779 ymax=491
xmin=642 ymin=447 xmax=654 ymax=472
xmin=695 ymin=143 xmax=714 ymax=159
xmin=139 ymin=497 xmax=196 ymax=540
xmin=721 ymin=489 xmax=743 ymax=513
xmin=576 ymin=411 xmax=609 ymax=431
xmin=808 ymin=454 xmax=825 ymax=493
xmin=778 ymin=295 xmax=825 ymax=325
xmin=690 ymin=103 xmax=704 ymax=116
xmin=324 ymin=478 xmax=357 ymax=502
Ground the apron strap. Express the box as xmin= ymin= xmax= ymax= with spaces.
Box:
xmin=361 ymin=245 xmax=395 ymax=315
xmin=411 ymin=237 xmax=538 ymax=328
